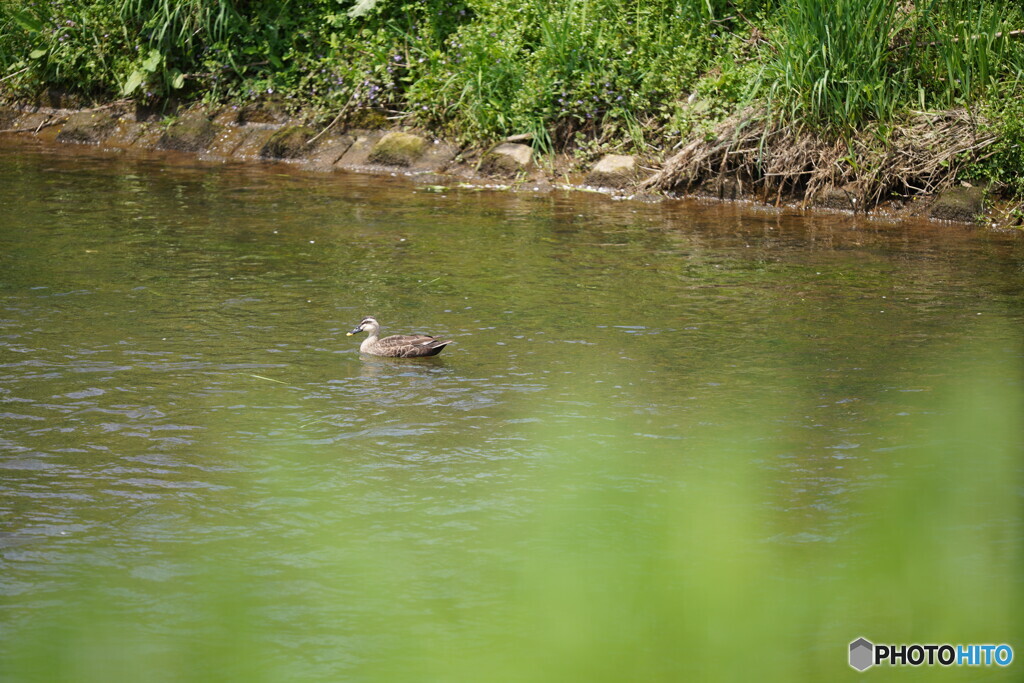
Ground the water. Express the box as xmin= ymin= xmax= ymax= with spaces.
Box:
xmin=1 ymin=140 xmax=1022 ymax=680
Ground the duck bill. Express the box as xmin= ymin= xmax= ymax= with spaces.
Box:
xmin=347 ymin=327 xmax=362 ymax=336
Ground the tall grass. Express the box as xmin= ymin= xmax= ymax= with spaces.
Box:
xmin=915 ymin=0 xmax=1020 ymax=107
xmin=114 ymin=0 xmax=244 ymax=93
xmin=763 ymin=0 xmax=909 ymax=132
xmin=115 ymin=0 xmax=242 ymax=55
xmin=761 ymin=0 xmax=1024 ymax=134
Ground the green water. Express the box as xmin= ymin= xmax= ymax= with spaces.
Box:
xmin=1 ymin=140 xmax=1022 ymax=681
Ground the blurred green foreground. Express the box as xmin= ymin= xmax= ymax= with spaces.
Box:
xmin=2 ymin=355 xmax=1020 ymax=682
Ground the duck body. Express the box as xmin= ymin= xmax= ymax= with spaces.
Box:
xmin=347 ymin=316 xmax=451 ymax=358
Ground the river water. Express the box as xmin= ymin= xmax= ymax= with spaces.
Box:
xmin=1 ymin=140 xmax=1022 ymax=680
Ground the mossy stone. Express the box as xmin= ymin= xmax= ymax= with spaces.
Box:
xmin=367 ymin=132 xmax=428 ymax=167
xmin=56 ymin=111 xmax=118 ymax=144
xmin=929 ymin=186 xmax=986 ymax=223
xmin=260 ymin=125 xmax=316 ymax=159
xmin=480 ymin=143 xmax=533 ymax=178
xmin=158 ymin=113 xmax=219 ymax=152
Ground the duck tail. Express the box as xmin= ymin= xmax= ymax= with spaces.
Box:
xmin=423 ymin=340 xmax=452 ymax=356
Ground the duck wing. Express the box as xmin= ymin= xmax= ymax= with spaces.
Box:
xmin=377 ymin=334 xmax=452 ymax=358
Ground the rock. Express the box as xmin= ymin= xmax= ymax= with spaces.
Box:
xmin=336 ymin=131 xmax=387 ymax=168
xmin=929 ymin=186 xmax=986 ymax=223
xmin=260 ymin=125 xmax=316 ymax=159
xmin=527 ymin=177 xmax=555 ymax=192
xmin=504 ymin=133 xmax=534 ymax=144
xmin=229 ymin=128 xmax=279 ymax=159
xmin=585 ymin=154 xmax=639 ymax=189
xmin=235 ymin=100 xmax=289 ymax=125
xmin=367 ymin=132 xmax=428 ymax=167
xmin=158 ymin=112 xmax=219 ymax=152
xmin=410 ymin=139 xmax=459 ymax=172
xmin=104 ymin=120 xmax=151 ymax=149
xmin=199 ymin=126 xmax=246 ymax=158
xmin=11 ymin=111 xmax=51 ymax=133
xmin=301 ymin=134 xmax=355 ymax=172
xmin=480 ymin=143 xmax=533 ymax=178
xmin=0 ymin=106 xmax=19 ymax=130
xmin=696 ymin=176 xmax=742 ymax=200
xmin=130 ymin=123 xmax=165 ymax=149
xmin=56 ymin=110 xmax=118 ymax=144
xmin=814 ymin=184 xmax=859 ymax=212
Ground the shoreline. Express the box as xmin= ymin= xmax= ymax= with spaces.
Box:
xmin=0 ymin=99 xmax=1013 ymax=229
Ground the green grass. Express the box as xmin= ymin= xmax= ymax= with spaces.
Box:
xmin=758 ymin=0 xmax=1024 ymax=134
xmin=0 ymin=0 xmax=753 ymax=149
xmin=762 ymin=0 xmax=907 ymax=131
xmin=0 ymin=0 xmax=1023 ymax=188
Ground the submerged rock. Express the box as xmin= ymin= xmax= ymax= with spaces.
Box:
xmin=929 ymin=186 xmax=986 ymax=223
xmin=585 ymin=154 xmax=640 ymax=189
xmin=158 ymin=113 xmax=220 ymax=152
xmin=260 ymin=125 xmax=316 ymax=159
xmin=480 ymin=143 xmax=533 ymax=178
xmin=368 ymin=132 xmax=428 ymax=167
xmin=56 ymin=110 xmax=118 ymax=144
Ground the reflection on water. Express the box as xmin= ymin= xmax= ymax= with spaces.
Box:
xmin=0 ymin=140 xmax=1022 ymax=680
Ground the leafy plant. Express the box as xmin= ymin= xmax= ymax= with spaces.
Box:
xmin=960 ymin=90 xmax=1024 ymax=196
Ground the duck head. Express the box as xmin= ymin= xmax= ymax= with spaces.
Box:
xmin=347 ymin=316 xmax=380 ymax=336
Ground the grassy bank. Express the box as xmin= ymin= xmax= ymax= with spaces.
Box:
xmin=1 ymin=1 xmax=1023 ymax=204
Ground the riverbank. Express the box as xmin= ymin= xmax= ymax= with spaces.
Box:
xmin=0 ymin=98 xmax=570 ymax=186
xmin=1 ymin=1 xmax=1022 ymax=228
xmin=0 ymin=96 xmax=1015 ymax=228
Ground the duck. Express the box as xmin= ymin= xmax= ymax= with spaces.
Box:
xmin=346 ymin=316 xmax=451 ymax=357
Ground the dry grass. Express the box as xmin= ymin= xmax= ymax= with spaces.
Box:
xmin=642 ymin=108 xmax=999 ymax=210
